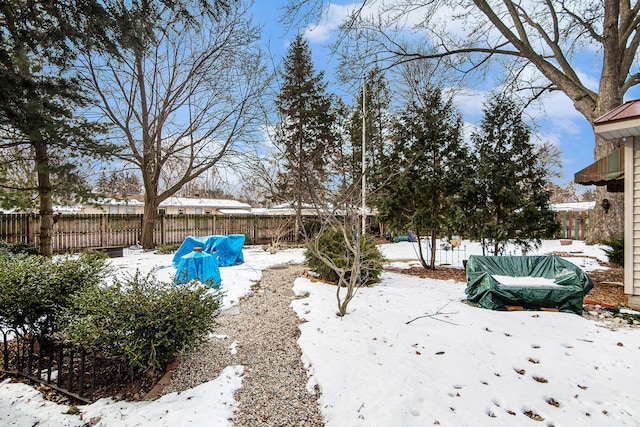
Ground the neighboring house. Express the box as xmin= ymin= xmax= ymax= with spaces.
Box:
xmin=253 ymin=203 xmax=330 ymax=216
xmin=77 ymin=196 xmax=252 ymax=215
xmin=575 ymin=98 xmax=640 ymax=310
xmin=82 ymin=198 xmax=145 ymax=215
xmin=157 ymin=197 xmax=252 ymax=215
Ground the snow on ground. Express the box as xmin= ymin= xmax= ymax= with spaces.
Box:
xmin=2 ymin=239 xmax=639 ymax=427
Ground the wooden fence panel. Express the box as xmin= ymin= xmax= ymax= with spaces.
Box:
xmin=5 ymin=210 xmax=583 ymax=253
xmin=555 ymin=210 xmax=593 ymax=240
xmin=0 ymin=213 xmax=308 ymax=253
xmin=0 ymin=213 xmax=30 ymax=244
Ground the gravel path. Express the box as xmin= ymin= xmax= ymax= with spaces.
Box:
xmin=164 ymin=263 xmax=324 ymax=426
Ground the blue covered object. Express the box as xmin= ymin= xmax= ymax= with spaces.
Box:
xmin=172 ymin=235 xmax=245 ymax=267
xmin=174 ymin=249 xmax=221 ymax=287
xmin=213 ymin=234 xmax=245 ymax=266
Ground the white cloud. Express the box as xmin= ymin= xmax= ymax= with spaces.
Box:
xmin=304 ymin=3 xmax=356 ymax=43
xmin=452 ymin=88 xmax=488 ymax=120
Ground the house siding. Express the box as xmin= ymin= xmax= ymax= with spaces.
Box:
xmin=626 ymin=137 xmax=640 ymax=301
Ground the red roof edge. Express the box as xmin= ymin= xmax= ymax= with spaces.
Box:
xmin=594 ymin=98 xmax=640 ymax=125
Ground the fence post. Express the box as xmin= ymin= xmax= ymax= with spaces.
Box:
xmin=29 ymin=214 xmax=38 ymax=244
xmin=100 ymin=216 xmax=107 ymax=247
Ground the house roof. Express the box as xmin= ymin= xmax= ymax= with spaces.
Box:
xmin=550 ymin=201 xmax=596 ymax=212
xmin=159 ymin=197 xmax=252 ymax=210
xmin=91 ymin=197 xmax=145 ymax=206
xmin=594 ymin=98 xmax=640 ymax=140
xmin=218 ymin=209 xmax=252 ymax=215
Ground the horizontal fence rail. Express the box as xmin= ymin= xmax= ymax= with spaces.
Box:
xmin=0 ymin=213 xmax=304 ymax=253
xmin=1 ymin=329 xmax=95 ymax=403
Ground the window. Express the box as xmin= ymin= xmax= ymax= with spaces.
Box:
xmin=195 ymin=208 xmax=203 ymax=215
xmin=126 ymin=207 xmax=136 ymax=214
xmin=109 ymin=206 xmax=119 ymax=214
xmin=158 ymin=208 xmax=166 ymax=215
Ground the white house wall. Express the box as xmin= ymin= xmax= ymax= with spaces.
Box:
xmin=625 ymin=136 xmax=640 ymax=308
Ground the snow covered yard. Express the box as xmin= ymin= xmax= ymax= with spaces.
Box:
xmin=292 ymin=271 xmax=640 ymax=426
xmin=2 ymin=239 xmax=640 ymax=426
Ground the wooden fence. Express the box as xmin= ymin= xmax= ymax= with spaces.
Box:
xmin=0 ymin=211 xmax=590 ymax=254
xmin=555 ymin=210 xmax=593 ymax=240
xmin=0 ymin=213 xmax=298 ymax=253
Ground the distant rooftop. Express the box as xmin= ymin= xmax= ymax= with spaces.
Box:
xmin=159 ymin=197 xmax=252 ymax=210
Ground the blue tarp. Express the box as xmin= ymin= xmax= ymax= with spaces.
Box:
xmin=172 ymin=235 xmax=245 ymax=267
xmin=214 ymin=234 xmax=245 ymax=266
xmin=174 ymin=250 xmax=221 ymax=287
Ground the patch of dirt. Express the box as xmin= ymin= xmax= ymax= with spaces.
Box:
xmin=386 ymin=266 xmax=467 ymax=283
xmin=585 ymin=266 xmax=626 ymax=307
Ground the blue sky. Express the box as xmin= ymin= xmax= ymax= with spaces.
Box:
xmin=250 ymin=1 xmax=639 ymax=187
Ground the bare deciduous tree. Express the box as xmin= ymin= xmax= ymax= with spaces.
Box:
xmin=81 ymin=1 xmax=267 ymax=248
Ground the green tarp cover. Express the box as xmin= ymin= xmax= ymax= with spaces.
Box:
xmin=465 ymin=255 xmax=594 ymax=315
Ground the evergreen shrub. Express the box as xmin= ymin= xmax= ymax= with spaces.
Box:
xmin=305 ymin=229 xmax=384 ymax=285
xmin=157 ymin=242 xmax=182 ymax=254
xmin=0 ymin=252 xmax=109 ymax=333
xmin=61 ymin=272 xmax=222 ymax=377
xmin=0 ymin=240 xmax=39 ymax=257
xmin=602 ymin=234 xmax=624 ymax=267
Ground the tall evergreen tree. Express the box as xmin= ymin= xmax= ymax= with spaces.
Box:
xmin=0 ymin=1 xmax=115 ymax=256
xmin=378 ymin=88 xmax=466 ymax=269
xmin=464 ymin=93 xmax=559 ymax=255
xmin=275 ymin=34 xmax=334 ymax=238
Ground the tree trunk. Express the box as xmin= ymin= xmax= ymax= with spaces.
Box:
xmin=586 ymin=0 xmax=624 ymax=242
xmin=589 ymin=189 xmax=624 ymax=243
xmin=414 ymin=229 xmax=429 ymax=270
xmin=429 ymin=229 xmax=437 ymax=269
xmin=33 ymin=141 xmax=53 ymax=257
xmin=586 ymin=122 xmax=625 ymax=244
xmin=296 ymin=123 xmax=303 ymax=243
xmin=140 ymin=195 xmax=157 ymax=249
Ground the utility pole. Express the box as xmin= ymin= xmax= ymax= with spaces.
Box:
xmin=361 ymin=77 xmax=366 ymax=236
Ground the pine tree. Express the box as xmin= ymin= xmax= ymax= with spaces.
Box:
xmin=275 ymin=34 xmax=334 ymax=238
xmin=378 ymin=88 xmax=467 ymax=269
xmin=0 ymin=26 xmax=111 ymax=256
xmin=466 ymin=93 xmax=559 ymax=255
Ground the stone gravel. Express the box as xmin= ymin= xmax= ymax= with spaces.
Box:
xmin=164 ymin=263 xmax=324 ymax=426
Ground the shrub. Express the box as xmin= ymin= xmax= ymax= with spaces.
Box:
xmin=156 ymin=243 xmax=182 ymax=254
xmin=305 ymin=229 xmax=384 ymax=285
xmin=0 ymin=252 xmax=110 ymax=334
xmin=61 ymin=272 xmax=222 ymax=378
xmin=0 ymin=240 xmax=39 ymax=258
xmin=602 ymin=234 xmax=624 ymax=267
